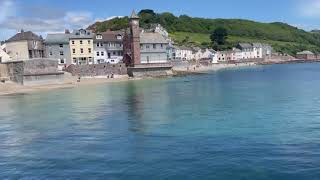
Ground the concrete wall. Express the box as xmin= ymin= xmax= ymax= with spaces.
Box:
xmin=127 ymin=66 xmax=173 ymax=77
xmin=1 ymin=59 xmax=63 ymax=85
xmin=65 ymin=63 xmax=127 ymax=76
xmin=4 ymin=61 xmax=24 ymax=84
xmin=0 ymin=64 xmax=9 ymax=78
xmin=24 ymin=59 xmax=59 ymax=75
xmin=23 ymin=73 xmax=64 ymax=86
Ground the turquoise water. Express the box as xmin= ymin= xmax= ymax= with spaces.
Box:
xmin=1 ymin=63 xmax=320 ymax=179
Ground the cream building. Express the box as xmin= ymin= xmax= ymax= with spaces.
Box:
xmin=4 ymin=30 xmax=45 ymax=61
xmin=69 ymin=29 xmax=94 ymax=65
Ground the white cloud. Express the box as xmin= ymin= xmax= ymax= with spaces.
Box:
xmin=0 ymin=0 xmax=98 ymax=41
xmin=0 ymin=0 xmax=15 ymax=23
xmin=299 ymin=0 xmax=320 ymax=18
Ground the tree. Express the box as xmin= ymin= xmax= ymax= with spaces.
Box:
xmin=210 ymin=27 xmax=228 ymax=46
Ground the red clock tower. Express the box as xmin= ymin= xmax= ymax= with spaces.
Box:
xmin=130 ymin=10 xmax=141 ymax=65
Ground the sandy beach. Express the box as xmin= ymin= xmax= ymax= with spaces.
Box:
xmin=0 ymin=74 xmax=132 ymax=96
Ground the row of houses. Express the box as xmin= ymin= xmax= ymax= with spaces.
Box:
xmin=0 ymin=11 xmax=171 ymax=67
xmin=0 ymin=11 xmax=273 ymax=66
xmin=173 ymin=43 xmax=273 ymax=63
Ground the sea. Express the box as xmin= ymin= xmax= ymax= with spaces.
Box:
xmin=1 ymin=63 xmax=320 ymax=179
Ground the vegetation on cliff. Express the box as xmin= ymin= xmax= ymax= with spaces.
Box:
xmin=87 ymin=9 xmax=320 ymax=55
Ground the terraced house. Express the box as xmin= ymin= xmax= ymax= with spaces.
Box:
xmin=45 ymin=30 xmax=71 ymax=66
xmin=69 ymin=29 xmax=94 ymax=65
xmin=94 ymin=30 xmax=124 ymax=64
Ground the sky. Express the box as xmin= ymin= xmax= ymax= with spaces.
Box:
xmin=1 ymin=0 xmax=320 ymax=41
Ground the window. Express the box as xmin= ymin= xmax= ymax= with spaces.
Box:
xmin=49 ymin=52 xmax=53 ymax=56
xmin=59 ymin=44 xmax=63 ymax=48
xmin=97 ymin=52 xmax=100 ymax=56
xmin=153 ymin=44 xmax=156 ymax=49
xmin=73 ymin=58 xmax=77 ymax=63
xmin=88 ymin=40 xmax=91 ymax=44
xmin=60 ymin=51 xmax=64 ymax=56
xmin=113 ymin=51 xmax=116 ymax=55
xmin=101 ymin=52 xmax=104 ymax=56
xmin=80 ymin=48 xmax=84 ymax=53
xmin=140 ymin=44 xmax=143 ymax=49
xmin=60 ymin=59 xmax=65 ymax=64
xmin=0 ymin=57 xmax=2 ymax=63
xmin=72 ymin=41 xmax=75 ymax=45
xmin=96 ymin=35 xmax=102 ymax=39
xmin=161 ymin=44 xmax=163 ymax=48
xmin=146 ymin=45 xmax=150 ymax=49
xmin=88 ymin=57 xmax=92 ymax=62
xmin=72 ymin=49 xmax=76 ymax=54
xmin=88 ymin=48 xmax=92 ymax=53
xmin=80 ymin=40 xmax=83 ymax=44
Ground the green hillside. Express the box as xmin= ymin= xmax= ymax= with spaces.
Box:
xmin=87 ymin=9 xmax=320 ymax=55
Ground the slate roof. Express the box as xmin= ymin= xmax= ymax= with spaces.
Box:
xmin=130 ymin=10 xmax=139 ymax=19
xmin=70 ymin=29 xmax=94 ymax=39
xmin=238 ymin=43 xmax=253 ymax=49
xmin=140 ymin=32 xmax=168 ymax=44
xmin=45 ymin=33 xmax=70 ymax=44
xmin=6 ymin=31 xmax=43 ymax=43
xmin=176 ymin=46 xmax=193 ymax=51
xmin=252 ymin=43 xmax=263 ymax=48
xmin=95 ymin=31 xmax=124 ymax=42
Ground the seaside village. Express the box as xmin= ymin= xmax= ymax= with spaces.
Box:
xmin=0 ymin=11 xmax=318 ymax=87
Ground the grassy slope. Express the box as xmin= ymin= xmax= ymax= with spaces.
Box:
xmin=170 ymin=32 xmax=320 ymax=54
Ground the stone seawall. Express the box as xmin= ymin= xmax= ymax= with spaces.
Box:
xmin=1 ymin=59 xmax=64 ymax=85
xmin=65 ymin=63 xmax=127 ymax=76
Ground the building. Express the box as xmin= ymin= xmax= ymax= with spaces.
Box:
xmin=69 ymin=29 xmax=94 ymax=65
xmin=94 ymin=30 xmax=124 ymax=64
xmin=148 ymin=24 xmax=169 ymax=38
xmin=45 ymin=30 xmax=71 ymax=66
xmin=175 ymin=46 xmax=193 ymax=60
xmin=123 ymin=11 xmax=169 ymax=66
xmin=296 ymin=51 xmax=316 ymax=60
xmin=0 ymin=44 xmax=11 ymax=63
xmin=236 ymin=43 xmax=255 ymax=59
xmin=140 ymin=32 xmax=169 ymax=63
xmin=4 ymin=30 xmax=45 ymax=60
xmin=217 ymin=50 xmax=233 ymax=62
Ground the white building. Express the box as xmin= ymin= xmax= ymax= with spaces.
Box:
xmin=93 ymin=31 xmax=124 ymax=64
xmin=175 ymin=46 xmax=194 ymax=60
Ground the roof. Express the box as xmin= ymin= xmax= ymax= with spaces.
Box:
xmin=252 ymin=43 xmax=263 ymax=47
xmin=140 ymin=32 xmax=168 ymax=44
xmin=238 ymin=43 xmax=253 ymax=49
xmin=45 ymin=33 xmax=70 ymax=44
xmin=176 ymin=46 xmax=193 ymax=51
xmin=70 ymin=29 xmax=94 ymax=39
xmin=297 ymin=50 xmax=314 ymax=55
xmin=130 ymin=10 xmax=139 ymax=19
xmin=6 ymin=31 xmax=43 ymax=43
xmin=95 ymin=31 xmax=124 ymax=42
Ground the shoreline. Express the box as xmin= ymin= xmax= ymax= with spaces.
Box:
xmin=0 ymin=61 xmax=310 ymax=96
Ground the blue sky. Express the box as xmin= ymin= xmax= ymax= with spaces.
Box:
xmin=1 ymin=0 xmax=320 ymax=41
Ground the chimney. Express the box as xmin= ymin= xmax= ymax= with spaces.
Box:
xmin=65 ymin=29 xmax=70 ymax=34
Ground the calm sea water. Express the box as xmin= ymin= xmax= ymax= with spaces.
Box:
xmin=1 ymin=63 xmax=320 ymax=179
